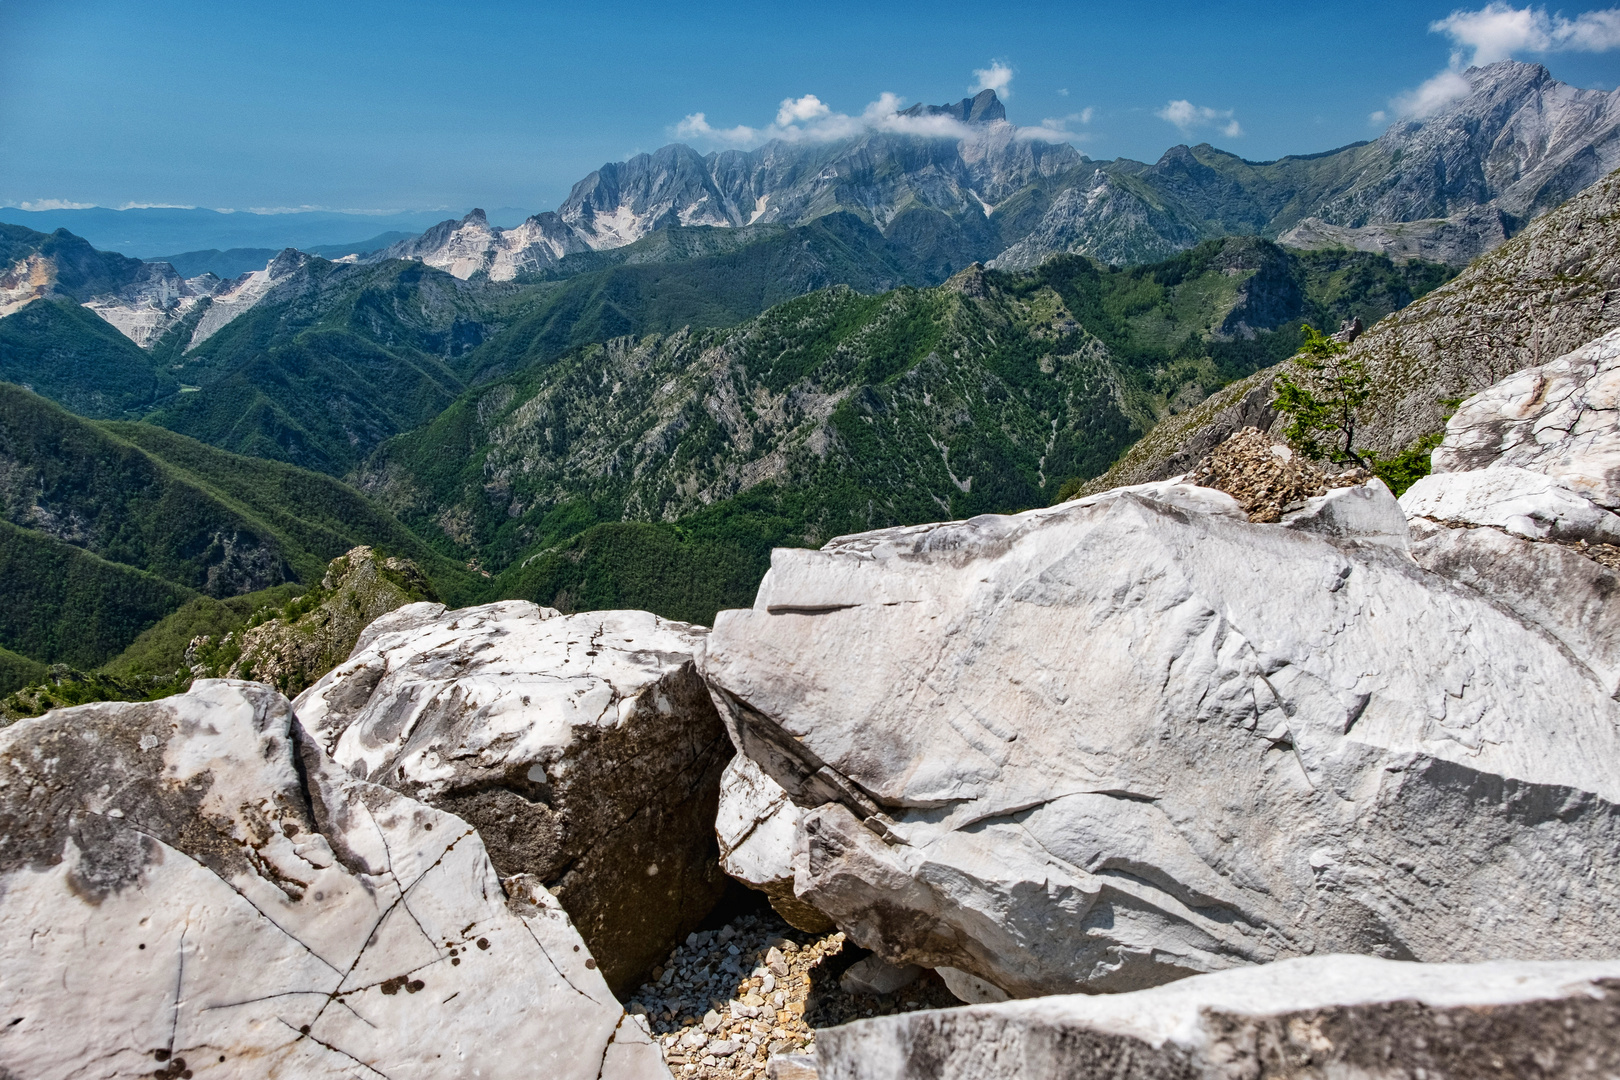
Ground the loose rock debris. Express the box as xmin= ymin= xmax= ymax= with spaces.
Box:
xmin=624 ymin=909 xmax=959 ymax=1078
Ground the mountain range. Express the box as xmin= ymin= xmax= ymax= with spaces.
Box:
xmin=380 ymin=62 xmax=1620 ymax=280
xmin=2 ymin=58 xmax=1619 ymax=705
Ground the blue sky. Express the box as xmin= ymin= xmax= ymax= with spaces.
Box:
xmin=2 ymin=0 xmax=1618 ymax=215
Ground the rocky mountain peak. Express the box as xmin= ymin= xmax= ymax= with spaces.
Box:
xmin=899 ymin=88 xmax=1006 ymax=124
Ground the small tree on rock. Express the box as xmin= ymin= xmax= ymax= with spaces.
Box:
xmin=1271 ymin=325 xmax=1371 ymax=468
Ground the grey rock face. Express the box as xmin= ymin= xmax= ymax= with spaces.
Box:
xmin=294 ymin=601 xmax=733 ymax=994
xmin=0 ymin=679 xmax=668 ymax=1079
xmin=1086 ymin=158 xmax=1620 ymax=495
xmin=988 ymin=169 xmax=1199 ymax=270
xmin=1317 ymin=62 xmax=1620 ymax=227
xmin=703 ymin=480 xmax=1620 ymax=998
xmin=815 ymin=955 xmax=1620 ymax=1080
xmin=1277 ymin=207 xmax=1509 ymax=267
xmin=1399 ymin=327 xmax=1620 ymax=697
xmin=1427 ymin=327 xmax=1620 ymax=503
xmin=716 ymin=753 xmax=835 ymax=933
xmin=377 ymin=208 xmax=590 ymax=281
xmin=839 ymin=956 xmax=923 ymax=997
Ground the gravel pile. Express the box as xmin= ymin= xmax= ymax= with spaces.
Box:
xmin=625 ymin=908 xmax=958 ymax=1078
xmin=1189 ymin=426 xmax=1366 ymax=522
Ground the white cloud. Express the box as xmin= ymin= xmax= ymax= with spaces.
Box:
xmin=972 ymin=60 xmax=1014 ymax=98
xmin=14 ymin=199 xmax=96 ymax=211
xmin=775 ymin=94 xmax=831 ymax=127
xmin=673 ymin=76 xmax=1083 ymax=150
xmin=1016 ymin=111 xmax=1095 ymax=142
xmin=1392 ymin=68 xmax=1474 ymax=117
xmin=1079 ymin=106 xmax=1095 ymax=124
xmin=1433 ymin=2 xmax=1620 ymax=65
xmin=1057 ymin=87 xmax=1070 ymax=97
xmin=1368 ymin=109 xmax=1389 ymax=125
xmin=1156 ymin=100 xmax=1243 ymax=138
xmin=1390 ymin=5 xmax=1620 ymax=119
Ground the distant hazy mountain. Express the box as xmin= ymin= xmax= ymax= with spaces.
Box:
xmin=153 ymin=233 xmax=415 ymax=278
xmin=0 ymin=206 xmax=458 ymax=259
xmin=387 ymin=65 xmax=1620 ymax=279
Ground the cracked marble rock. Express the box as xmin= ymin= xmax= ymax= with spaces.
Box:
xmin=1402 ymin=327 xmax=1620 ymax=543
xmin=0 ymin=678 xmax=668 ymax=1079
xmin=814 ymin=955 xmax=1620 ymax=1080
xmin=702 ymin=479 xmax=1620 ymax=998
xmin=295 ymin=601 xmax=733 ymax=994
xmin=716 ymin=754 xmax=834 ymax=934
xmin=1402 ymin=327 xmax=1620 ymax=696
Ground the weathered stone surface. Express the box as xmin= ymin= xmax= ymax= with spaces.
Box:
xmin=1402 ymin=464 xmax=1620 ymax=543
xmin=0 ymin=679 xmax=668 ymax=1078
xmin=716 ymin=753 xmax=835 ymax=933
xmin=295 ymin=601 xmax=732 ymax=993
xmin=936 ymin=967 xmax=1010 ymax=1005
xmin=815 ymin=955 xmax=1620 ymax=1080
xmin=1409 ymin=524 xmax=1620 ymax=697
xmin=1396 ymin=327 xmax=1620 ymax=698
xmin=1430 ymin=327 xmax=1620 ymax=500
xmin=703 ymin=479 xmax=1620 ymax=998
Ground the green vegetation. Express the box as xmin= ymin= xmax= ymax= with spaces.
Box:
xmin=101 ymin=584 xmax=304 ymax=684
xmin=0 ymin=519 xmax=194 ymax=669
xmin=0 ymin=299 xmax=175 ymax=416
xmin=1 ymin=666 xmax=156 ymax=723
xmin=1273 ymin=325 xmax=1373 ymax=466
xmin=0 ymin=644 xmax=47 ymax=697
xmin=1370 ymin=432 xmax=1444 ymax=496
xmin=0 ymin=216 xmax=1459 ymax=702
xmin=375 ymin=239 xmax=1450 ymax=617
xmin=0 ymin=383 xmax=478 ymax=698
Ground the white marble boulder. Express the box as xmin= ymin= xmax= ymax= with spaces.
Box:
xmin=0 ymin=679 xmax=668 ymax=1079
xmin=1400 ymin=328 xmax=1620 ymax=697
xmin=815 ymin=955 xmax=1620 ymax=1080
xmin=715 ymin=754 xmax=834 ymax=933
xmin=1401 ymin=326 xmax=1620 ymax=542
xmin=702 ymin=480 xmax=1620 ymax=998
xmin=294 ymin=601 xmax=732 ymax=994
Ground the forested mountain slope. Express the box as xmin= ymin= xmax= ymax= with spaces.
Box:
xmin=1085 ymin=162 xmax=1620 ymax=494
xmin=0 ymin=385 xmax=476 ymax=683
xmin=360 ymin=237 xmax=1450 ymax=594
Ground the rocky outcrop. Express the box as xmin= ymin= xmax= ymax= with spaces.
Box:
xmin=815 ymin=955 xmax=1620 ymax=1080
xmin=716 ymin=755 xmax=835 ymax=933
xmin=1278 ymin=208 xmax=1509 ymax=267
xmin=377 ymin=208 xmax=590 ymax=281
xmin=0 ymin=679 xmax=667 ymax=1078
xmin=294 ymin=601 xmax=732 ymax=994
xmin=185 ymin=248 xmax=311 ymax=349
xmin=225 ymin=545 xmax=437 ymax=696
xmin=702 ymin=478 xmax=1620 ymax=999
xmin=1400 ymin=327 xmax=1620 ymax=697
xmin=1082 ymin=159 xmax=1620 ymax=495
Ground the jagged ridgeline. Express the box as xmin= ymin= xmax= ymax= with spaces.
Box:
xmin=361 ymin=237 xmax=1449 ymax=621
xmin=0 ymin=384 xmax=478 ymax=694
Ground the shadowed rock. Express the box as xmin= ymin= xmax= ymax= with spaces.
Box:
xmin=0 ymin=678 xmax=668 ymax=1078
xmin=295 ymin=601 xmax=732 ymax=995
